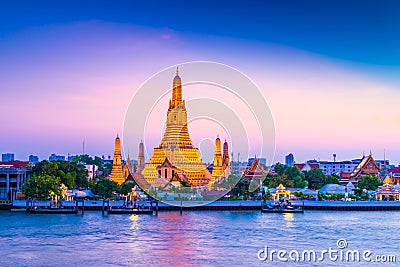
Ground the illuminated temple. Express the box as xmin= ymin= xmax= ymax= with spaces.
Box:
xmin=141 ymin=69 xmax=212 ymax=187
xmin=110 ymin=135 xmax=125 ymax=185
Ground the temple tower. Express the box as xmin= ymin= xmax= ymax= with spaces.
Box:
xmin=211 ymin=136 xmax=224 ymax=183
xmin=141 ymin=69 xmax=210 ymax=187
xmin=222 ymin=139 xmax=230 ymax=169
xmin=110 ymin=134 xmax=125 ymax=185
xmin=137 ymin=140 xmax=145 ymax=173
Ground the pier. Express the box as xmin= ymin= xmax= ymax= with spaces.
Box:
xmin=8 ymin=199 xmax=400 ymax=213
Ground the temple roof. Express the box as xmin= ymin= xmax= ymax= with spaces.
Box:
xmin=382 ymin=175 xmax=394 ymax=185
xmin=159 ymin=157 xmax=174 ymax=168
xmin=242 ymin=157 xmax=267 ymax=178
xmin=376 ymin=183 xmax=399 ymax=195
xmin=350 ymin=154 xmax=381 ymax=178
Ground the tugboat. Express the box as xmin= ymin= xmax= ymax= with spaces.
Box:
xmin=261 ymin=200 xmax=304 ymax=213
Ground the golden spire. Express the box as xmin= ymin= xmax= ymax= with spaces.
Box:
xmin=110 ymin=134 xmax=124 ymax=185
xmin=176 ymin=66 xmax=179 ymax=76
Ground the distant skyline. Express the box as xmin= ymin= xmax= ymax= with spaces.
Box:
xmin=1 ymin=1 xmax=400 ymax=164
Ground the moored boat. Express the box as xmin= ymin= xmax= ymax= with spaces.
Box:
xmin=261 ymin=201 xmax=304 ymax=213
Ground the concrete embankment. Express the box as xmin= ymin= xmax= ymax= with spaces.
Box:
xmin=6 ymin=200 xmax=400 ymax=212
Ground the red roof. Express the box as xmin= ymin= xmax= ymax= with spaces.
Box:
xmin=294 ymin=163 xmax=319 ymax=170
xmin=0 ymin=161 xmax=30 ymax=168
xmin=295 ymin=163 xmax=305 ymax=170
xmin=309 ymin=164 xmax=319 ymax=169
xmin=389 ymin=167 xmax=400 ymax=173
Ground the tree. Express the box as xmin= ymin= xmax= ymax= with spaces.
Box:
xmin=23 ymin=174 xmax=62 ymax=200
xmin=217 ymin=174 xmax=241 ymax=190
xmin=358 ymin=175 xmax=382 ymax=190
xmin=324 ymin=175 xmax=340 ymax=185
xmin=92 ymin=179 xmax=119 ymax=198
xmin=304 ymin=169 xmax=326 ymax=190
xmin=231 ymin=177 xmax=250 ymax=198
xmin=265 ymin=164 xmax=307 ymax=189
xmin=33 ymin=160 xmax=88 ymax=189
xmin=119 ymin=182 xmax=136 ymax=195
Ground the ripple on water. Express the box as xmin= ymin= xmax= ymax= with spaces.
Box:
xmin=1 ymin=210 xmax=400 ymax=266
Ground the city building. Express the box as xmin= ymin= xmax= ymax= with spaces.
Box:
xmin=85 ymin=164 xmax=98 ymax=180
xmin=230 ymin=161 xmax=248 ymax=176
xmin=49 ymin=154 xmax=65 ymax=161
xmin=141 ymin=69 xmax=212 ymax=187
xmin=0 ymin=161 xmax=32 ymax=201
xmin=28 ymin=155 xmax=39 ymax=164
xmin=109 ymin=135 xmax=125 ymax=185
xmin=317 ymin=160 xmax=359 ymax=175
xmin=2 ymin=153 xmax=15 ymax=162
xmin=285 ymin=153 xmax=294 ymax=166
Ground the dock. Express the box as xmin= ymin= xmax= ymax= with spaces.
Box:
xmin=8 ymin=199 xmax=400 ymax=213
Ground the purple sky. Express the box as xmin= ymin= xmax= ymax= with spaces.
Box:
xmin=1 ymin=19 xmax=400 ymax=164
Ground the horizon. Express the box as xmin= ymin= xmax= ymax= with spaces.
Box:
xmin=1 ymin=1 xmax=400 ymax=165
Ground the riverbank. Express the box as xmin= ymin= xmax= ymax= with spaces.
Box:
xmin=3 ymin=199 xmax=400 ymax=212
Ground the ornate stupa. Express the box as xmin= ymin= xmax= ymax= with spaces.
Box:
xmin=141 ymin=68 xmax=211 ymax=187
xmin=222 ymin=139 xmax=230 ymax=170
xmin=137 ymin=140 xmax=145 ymax=173
xmin=211 ymin=136 xmax=223 ymax=182
xmin=110 ymin=134 xmax=125 ymax=185
xmin=210 ymin=136 xmax=231 ymax=188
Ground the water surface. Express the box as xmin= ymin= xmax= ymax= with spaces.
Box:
xmin=0 ymin=210 xmax=398 ymax=266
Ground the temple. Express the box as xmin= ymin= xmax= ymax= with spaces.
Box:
xmin=137 ymin=140 xmax=145 ymax=173
xmin=242 ymin=156 xmax=267 ymax=181
xmin=110 ymin=134 xmax=125 ymax=185
xmin=141 ymin=69 xmax=212 ymax=187
xmin=339 ymin=152 xmax=381 ymax=185
xmin=123 ymin=153 xmax=134 ymax=182
xmin=209 ymin=137 xmax=231 ymax=188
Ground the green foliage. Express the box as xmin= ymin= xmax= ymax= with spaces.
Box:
xmin=22 ymin=174 xmax=62 ymax=200
xmin=263 ymin=163 xmax=307 ymax=189
xmin=217 ymin=174 xmax=241 ymax=190
xmin=357 ymin=175 xmax=382 ymax=190
xmin=92 ymin=179 xmax=119 ymax=198
xmin=304 ymin=168 xmax=326 ymax=190
xmin=119 ymin=182 xmax=136 ymax=195
xmin=72 ymin=154 xmax=102 ymax=167
xmin=33 ymin=160 xmax=88 ymax=189
xmin=99 ymin=163 xmax=112 ymax=178
xmin=230 ymin=176 xmax=250 ymax=198
xmin=324 ymin=174 xmax=340 ymax=185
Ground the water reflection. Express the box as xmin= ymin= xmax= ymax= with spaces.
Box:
xmin=1 ymin=211 xmax=400 ymax=266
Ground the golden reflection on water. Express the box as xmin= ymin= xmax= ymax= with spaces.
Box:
xmin=283 ymin=213 xmax=294 ymax=227
xmin=283 ymin=213 xmax=294 ymax=221
xmin=130 ymin=214 xmax=139 ymax=221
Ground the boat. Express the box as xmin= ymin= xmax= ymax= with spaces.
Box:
xmin=108 ymin=206 xmax=153 ymax=215
xmin=261 ymin=201 xmax=304 ymax=213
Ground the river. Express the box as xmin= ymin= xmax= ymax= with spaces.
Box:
xmin=0 ymin=210 xmax=399 ymax=266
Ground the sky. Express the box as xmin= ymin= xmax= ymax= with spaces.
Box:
xmin=1 ymin=0 xmax=400 ymax=164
